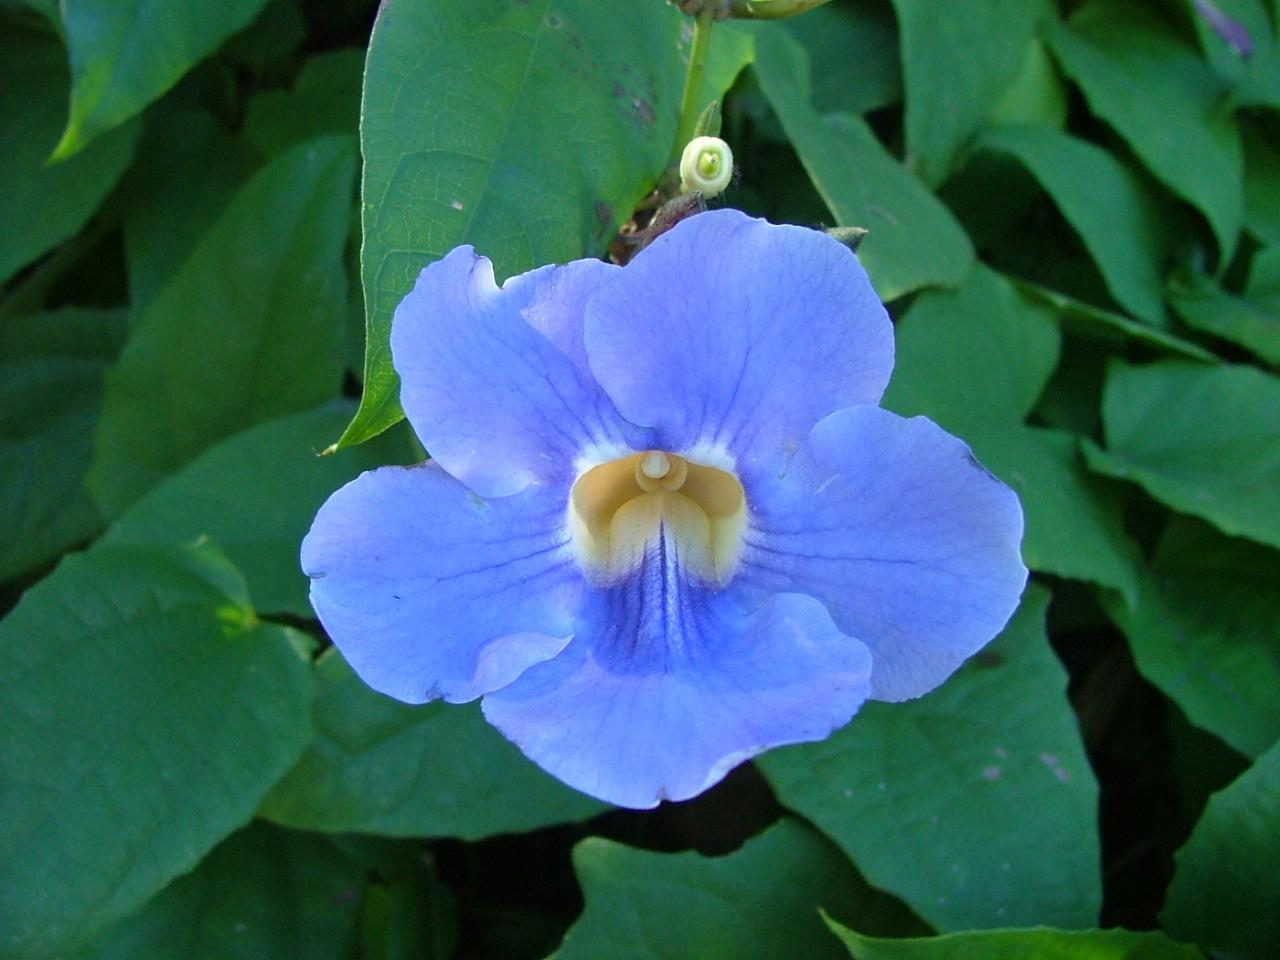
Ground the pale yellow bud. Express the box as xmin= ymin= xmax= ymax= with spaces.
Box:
xmin=679 ymin=135 xmax=734 ymax=197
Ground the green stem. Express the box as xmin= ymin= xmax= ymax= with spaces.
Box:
xmin=671 ymin=6 xmax=717 ymax=166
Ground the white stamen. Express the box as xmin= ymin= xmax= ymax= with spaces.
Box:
xmin=640 ymin=451 xmax=670 ymax=479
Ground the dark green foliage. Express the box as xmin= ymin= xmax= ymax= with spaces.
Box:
xmin=2 ymin=0 xmax=1276 ymax=957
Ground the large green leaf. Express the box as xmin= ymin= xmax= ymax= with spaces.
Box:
xmin=0 ymin=308 xmax=125 ymax=580
xmin=344 ymin=0 xmax=752 ymax=448
xmin=102 ymin=403 xmax=417 ymax=618
xmin=0 ymin=22 xmax=139 ymax=286
xmin=89 ymin=135 xmax=355 ymax=516
xmin=554 ymin=819 xmax=923 ymax=960
xmin=888 ymin=0 xmax=1049 ymax=185
xmin=1019 ymin=282 xmax=1218 ymax=362
xmin=1162 ymin=740 xmax=1280 ymax=959
xmin=1104 ymin=518 xmax=1280 ymax=759
xmin=1166 ymin=263 xmax=1280 ymax=365
xmin=52 ymin=0 xmax=272 ymax=159
xmin=0 ymin=542 xmax=314 ymax=960
xmin=759 ymin=585 xmax=1102 ymax=931
xmin=260 ymin=651 xmax=603 ymax=839
xmin=1045 ymin=0 xmax=1243 ymax=260
xmin=73 ymin=822 xmax=366 ymax=960
xmin=778 ymin=0 xmax=901 ymax=115
xmin=1084 ymin=360 xmax=1280 ymax=550
xmin=825 ymin=917 xmax=1204 ymax=960
xmin=752 ymin=28 xmax=974 ymax=300
xmin=884 ymin=265 xmax=1141 ymax=600
xmin=978 ymin=125 xmax=1169 ymax=325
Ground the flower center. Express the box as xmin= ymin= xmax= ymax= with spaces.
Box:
xmin=569 ymin=451 xmax=747 ymax=587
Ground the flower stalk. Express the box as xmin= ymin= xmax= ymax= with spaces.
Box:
xmin=671 ymin=4 xmax=718 ymax=167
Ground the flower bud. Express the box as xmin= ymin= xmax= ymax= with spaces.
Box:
xmin=679 ymin=136 xmax=734 ymax=197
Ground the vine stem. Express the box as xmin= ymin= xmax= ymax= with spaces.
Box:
xmin=671 ymin=6 xmax=717 ymax=166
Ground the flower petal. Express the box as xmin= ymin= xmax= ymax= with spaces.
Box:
xmin=740 ymin=406 xmax=1027 ymax=702
xmin=301 ymin=462 xmax=582 ymax=704
xmin=392 ymin=250 xmax=639 ymax=498
xmin=482 ymin=576 xmax=872 ymax=809
xmin=583 ymin=210 xmax=893 ymax=467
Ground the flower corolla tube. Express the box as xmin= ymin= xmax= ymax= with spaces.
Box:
xmin=302 ymin=209 xmax=1027 ymax=809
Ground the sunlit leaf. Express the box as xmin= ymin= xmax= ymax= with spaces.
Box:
xmin=885 ymin=265 xmax=1141 ymax=600
xmin=752 ymin=28 xmax=974 ymax=300
xmin=52 ymin=0 xmax=272 ymax=158
xmin=1084 ymin=360 xmax=1280 ymax=550
xmin=978 ymin=125 xmax=1169 ymax=325
xmin=103 ymin=403 xmax=417 ymax=617
xmin=260 ymin=651 xmax=603 ymax=840
xmin=554 ymin=820 xmax=923 ymax=960
xmin=344 ymin=0 xmax=752 ymax=448
xmin=760 ymin=586 xmax=1103 ymax=931
xmin=825 ymin=917 xmax=1203 ymax=960
xmin=1045 ymin=0 xmax=1243 ymax=260
xmin=888 ymin=0 xmax=1051 ymax=185
xmin=0 ymin=542 xmax=314 ymax=959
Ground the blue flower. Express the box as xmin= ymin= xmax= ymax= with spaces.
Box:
xmin=302 ymin=209 xmax=1027 ymax=809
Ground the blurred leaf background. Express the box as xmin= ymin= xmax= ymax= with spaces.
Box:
xmin=1 ymin=0 xmax=1277 ymax=957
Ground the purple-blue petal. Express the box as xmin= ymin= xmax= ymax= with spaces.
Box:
xmin=740 ymin=405 xmax=1027 ymax=702
xmin=301 ymin=462 xmax=582 ymax=704
xmin=391 ymin=250 xmax=637 ymax=498
xmin=481 ymin=561 xmax=872 ymax=808
xmin=582 ymin=209 xmax=893 ymax=469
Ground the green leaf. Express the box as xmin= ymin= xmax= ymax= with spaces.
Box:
xmin=1242 ymin=121 xmax=1280 ymax=246
xmin=1084 ymin=360 xmax=1280 ymax=550
xmin=118 ymin=106 xmax=264 ymax=313
xmin=89 ymin=136 xmax=355 ymax=516
xmin=0 ymin=308 xmax=125 ymax=580
xmin=345 ymin=0 xmax=752 ymax=448
xmin=759 ymin=585 xmax=1102 ymax=931
xmin=260 ymin=650 xmax=603 ymax=839
xmin=777 ymin=0 xmax=901 ymax=115
xmin=52 ymin=0 xmax=272 ymax=159
xmin=888 ymin=0 xmax=1049 ymax=185
xmin=1045 ymin=0 xmax=1243 ymax=261
xmin=1180 ymin=0 xmax=1273 ymax=84
xmin=71 ymin=822 xmax=366 ymax=960
xmin=1162 ymin=739 xmax=1280 ymax=959
xmin=242 ymin=48 xmax=365 ymax=156
xmin=987 ymin=37 xmax=1069 ymax=128
xmin=884 ymin=265 xmax=1141 ymax=600
xmin=1183 ymin=0 xmax=1280 ymax=110
xmin=1167 ymin=264 xmax=1280 ymax=365
xmin=1017 ymin=281 xmax=1219 ymax=362
xmin=0 ymin=22 xmax=139 ymax=286
xmin=0 ymin=541 xmax=314 ymax=960
xmin=978 ymin=125 xmax=1169 ymax=325
xmin=102 ymin=402 xmax=417 ymax=618
xmin=752 ymin=29 xmax=974 ymax=300
xmin=554 ymin=820 xmax=924 ymax=960
xmin=825 ymin=918 xmax=1204 ymax=960
xmin=1104 ymin=518 xmax=1280 ymax=759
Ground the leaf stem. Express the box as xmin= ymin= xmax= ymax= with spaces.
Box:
xmin=671 ymin=6 xmax=718 ymax=166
